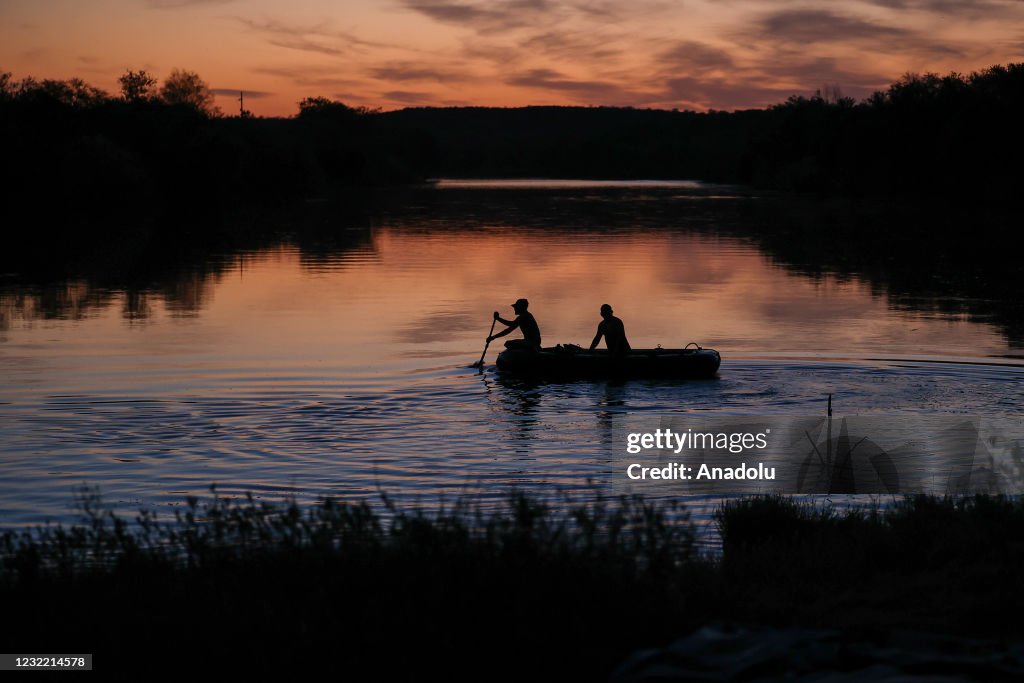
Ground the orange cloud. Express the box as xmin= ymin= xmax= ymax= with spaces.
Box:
xmin=1 ymin=0 xmax=1022 ymax=114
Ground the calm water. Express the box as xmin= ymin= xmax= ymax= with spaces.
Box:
xmin=2 ymin=180 xmax=1022 ymax=534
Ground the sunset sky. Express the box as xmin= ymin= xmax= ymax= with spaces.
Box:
xmin=3 ymin=0 xmax=1023 ymax=115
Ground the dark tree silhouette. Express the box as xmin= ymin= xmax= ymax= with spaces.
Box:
xmin=2 ymin=62 xmax=1023 ymax=232
xmin=119 ymin=69 xmax=157 ymax=103
xmin=297 ymin=96 xmax=373 ymax=120
xmin=9 ymin=76 xmax=109 ymax=107
xmin=159 ymin=68 xmax=219 ymax=116
xmin=0 ymin=72 xmax=14 ymax=102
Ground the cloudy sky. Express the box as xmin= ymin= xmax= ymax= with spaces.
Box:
xmin=2 ymin=0 xmax=1023 ymax=115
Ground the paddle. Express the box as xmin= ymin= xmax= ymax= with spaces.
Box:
xmin=472 ymin=318 xmax=498 ymax=370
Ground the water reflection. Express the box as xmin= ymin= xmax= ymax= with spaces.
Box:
xmin=0 ymin=265 xmax=222 ymax=326
xmin=0 ymin=199 xmax=378 ymax=328
xmin=595 ymin=382 xmax=628 ymax=452
xmin=726 ymin=196 xmax=1024 ymax=348
xmin=2 ymin=181 xmax=1023 ymax=526
xmin=483 ymin=374 xmax=544 ymax=446
xmin=2 ymin=184 xmax=1020 ymax=352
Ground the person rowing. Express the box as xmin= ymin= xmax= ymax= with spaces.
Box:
xmin=589 ymin=303 xmax=630 ymax=355
xmin=489 ymin=298 xmax=541 ymax=352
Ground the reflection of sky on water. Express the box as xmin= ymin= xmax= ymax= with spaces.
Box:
xmin=4 ymin=227 xmax=1008 ymax=363
xmin=1 ymin=188 xmax=1022 ymax=528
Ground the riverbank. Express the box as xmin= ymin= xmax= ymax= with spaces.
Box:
xmin=4 ymin=63 xmax=1023 ymax=231
xmin=4 ymin=491 xmax=1023 ymax=678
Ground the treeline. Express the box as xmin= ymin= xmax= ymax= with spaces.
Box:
xmin=385 ymin=63 xmax=1024 ymax=196
xmin=744 ymin=64 xmax=1024 ymax=195
xmin=382 ymin=105 xmax=758 ymax=182
xmin=0 ymin=69 xmax=436 ymax=236
xmin=2 ymin=62 xmax=1023 ymax=229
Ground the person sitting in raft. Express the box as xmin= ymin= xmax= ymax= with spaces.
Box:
xmin=489 ymin=298 xmax=542 ymax=351
xmin=589 ymin=303 xmax=631 ymax=354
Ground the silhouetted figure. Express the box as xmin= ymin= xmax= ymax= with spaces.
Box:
xmin=590 ymin=304 xmax=630 ymax=354
xmin=489 ymin=298 xmax=541 ymax=351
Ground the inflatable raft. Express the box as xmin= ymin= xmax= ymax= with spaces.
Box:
xmin=495 ymin=344 xmax=721 ymax=379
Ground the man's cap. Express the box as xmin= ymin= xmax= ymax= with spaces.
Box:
xmin=512 ymin=298 xmax=529 ymax=308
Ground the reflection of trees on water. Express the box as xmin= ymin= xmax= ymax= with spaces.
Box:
xmin=0 ymin=202 xmax=377 ymax=326
xmin=3 ymin=188 xmax=1021 ymax=346
xmin=1 ymin=268 xmax=222 ymax=326
xmin=380 ymin=187 xmax=1024 ymax=348
xmin=729 ymin=197 xmax=1024 ymax=347
xmin=1 ymin=281 xmax=114 ymax=327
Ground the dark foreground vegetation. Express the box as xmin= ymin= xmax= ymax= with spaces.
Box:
xmin=4 ymin=491 xmax=1024 ymax=678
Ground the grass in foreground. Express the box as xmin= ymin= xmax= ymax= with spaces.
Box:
xmin=3 ymin=490 xmax=1024 ymax=677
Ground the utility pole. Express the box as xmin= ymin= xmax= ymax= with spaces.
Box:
xmin=239 ymin=90 xmax=244 ymax=117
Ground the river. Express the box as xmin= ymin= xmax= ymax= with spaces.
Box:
xmin=2 ymin=180 xmax=1021 ymax=536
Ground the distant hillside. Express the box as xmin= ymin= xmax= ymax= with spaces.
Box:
xmin=2 ymin=62 xmax=1023 ymax=234
xmin=380 ymin=106 xmax=760 ymax=182
xmin=381 ymin=63 xmax=1024 ymax=197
